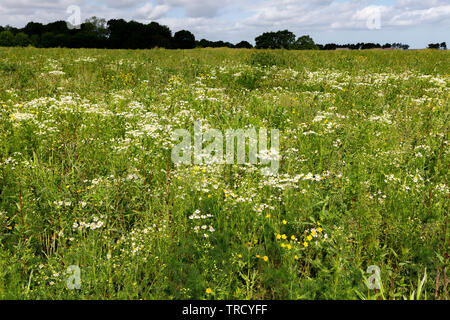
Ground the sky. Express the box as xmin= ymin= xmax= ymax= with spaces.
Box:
xmin=0 ymin=0 xmax=448 ymax=48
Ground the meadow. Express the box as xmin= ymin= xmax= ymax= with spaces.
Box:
xmin=0 ymin=47 xmax=448 ymax=299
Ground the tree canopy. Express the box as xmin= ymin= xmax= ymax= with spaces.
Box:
xmin=255 ymin=30 xmax=296 ymax=49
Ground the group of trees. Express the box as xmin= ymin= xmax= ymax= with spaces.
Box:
xmin=253 ymin=30 xmax=413 ymax=50
xmin=0 ymin=18 xmax=191 ymax=49
xmin=255 ymin=30 xmax=318 ymax=50
xmin=428 ymin=42 xmax=447 ymax=50
xmin=0 ymin=19 xmax=445 ymax=50
xmin=318 ymin=42 xmax=410 ymax=50
xmin=0 ymin=18 xmax=255 ymax=49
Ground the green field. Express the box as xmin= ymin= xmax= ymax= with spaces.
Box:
xmin=0 ymin=47 xmax=448 ymax=299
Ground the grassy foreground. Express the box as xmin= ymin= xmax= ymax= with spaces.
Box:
xmin=0 ymin=47 xmax=448 ymax=299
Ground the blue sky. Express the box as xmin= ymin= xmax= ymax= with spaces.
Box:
xmin=0 ymin=0 xmax=448 ymax=48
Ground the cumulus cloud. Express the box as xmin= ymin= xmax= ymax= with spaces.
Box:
xmin=157 ymin=0 xmax=227 ymax=18
xmin=135 ymin=3 xmax=171 ymax=20
xmin=389 ymin=5 xmax=450 ymax=26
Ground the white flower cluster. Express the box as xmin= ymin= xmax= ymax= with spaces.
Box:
xmin=72 ymin=216 xmax=105 ymax=231
xmin=54 ymin=200 xmax=72 ymax=208
xmin=189 ymin=210 xmax=215 ymax=238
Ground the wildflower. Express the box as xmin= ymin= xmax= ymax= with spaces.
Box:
xmin=318 ymin=227 xmax=323 ymax=233
xmin=206 ymin=288 xmax=213 ymax=294
xmin=263 ymin=256 xmax=268 ymax=261
xmin=303 ymin=242 xmax=308 ymax=248
xmin=307 ymin=235 xmax=313 ymax=241
xmin=282 ymin=220 xmax=287 ymax=225
xmin=237 ymin=254 xmax=242 ymax=259
xmin=281 ymin=234 xmax=287 ymax=240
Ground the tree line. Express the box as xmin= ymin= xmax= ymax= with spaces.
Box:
xmin=427 ymin=42 xmax=447 ymax=50
xmin=0 ymin=18 xmax=445 ymax=50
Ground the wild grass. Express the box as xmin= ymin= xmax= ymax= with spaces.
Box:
xmin=0 ymin=47 xmax=448 ymax=299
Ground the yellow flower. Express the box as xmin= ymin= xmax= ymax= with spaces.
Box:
xmin=9 ymin=114 xmax=15 ymax=120
xmin=281 ymin=234 xmax=287 ymax=240
xmin=290 ymin=235 xmax=296 ymax=240
xmin=303 ymin=242 xmax=308 ymax=248
xmin=256 ymin=254 xmax=260 ymax=258
xmin=286 ymin=244 xmax=292 ymax=250
xmin=281 ymin=243 xmax=285 ymax=248
xmin=311 ymin=230 xmax=316 ymax=236
xmin=282 ymin=219 xmax=287 ymax=225
xmin=276 ymin=234 xmax=281 ymax=240
xmin=294 ymin=255 xmax=299 ymax=260
xmin=318 ymin=227 xmax=323 ymax=233
xmin=265 ymin=214 xmax=270 ymax=218
xmin=206 ymin=288 xmax=213 ymax=294
xmin=263 ymin=256 xmax=268 ymax=261
xmin=307 ymin=235 xmax=313 ymax=241
xmin=237 ymin=254 xmax=242 ymax=259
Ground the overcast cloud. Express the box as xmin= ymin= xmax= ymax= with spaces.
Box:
xmin=0 ymin=0 xmax=448 ymax=48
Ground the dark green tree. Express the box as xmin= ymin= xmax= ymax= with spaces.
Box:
xmin=23 ymin=22 xmax=45 ymax=36
xmin=0 ymin=30 xmax=15 ymax=46
xmin=40 ymin=32 xmax=58 ymax=48
xmin=255 ymin=30 xmax=295 ymax=49
xmin=291 ymin=35 xmax=318 ymax=50
xmin=14 ymin=32 xmax=30 ymax=46
xmin=174 ymin=30 xmax=196 ymax=49
xmin=235 ymin=41 xmax=253 ymax=49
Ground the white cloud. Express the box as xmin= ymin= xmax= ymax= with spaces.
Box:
xmin=389 ymin=5 xmax=450 ymax=26
xmin=135 ymin=3 xmax=171 ymax=20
